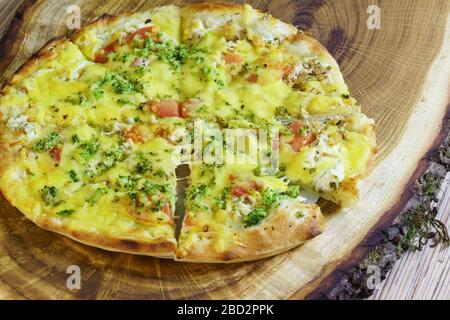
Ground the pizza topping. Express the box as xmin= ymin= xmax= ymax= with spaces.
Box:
xmin=180 ymin=99 xmax=200 ymax=118
xmin=245 ymin=73 xmax=258 ymax=83
xmin=162 ymin=203 xmax=175 ymax=224
xmin=261 ymin=188 xmax=284 ymax=207
xmin=78 ymin=138 xmax=99 ymax=160
xmin=285 ymin=58 xmax=332 ymax=88
xmin=34 ymin=132 xmax=60 ymax=152
xmin=6 ymin=115 xmax=38 ymax=140
xmin=49 ymin=146 xmax=63 ymax=164
xmin=41 ymin=186 xmax=61 ymax=207
xmin=223 ymin=51 xmax=244 ymax=64
xmin=151 ymin=100 xmax=181 ymax=118
xmin=185 ymin=183 xmax=209 ymax=211
xmin=95 ymin=40 xmax=118 ymax=63
xmin=68 ymin=170 xmax=80 ymax=183
xmin=126 ymin=26 xmax=158 ymax=43
xmin=56 ymin=209 xmax=75 ymax=217
xmin=99 ymin=72 xmax=140 ymax=94
xmin=124 ymin=126 xmax=145 ymax=143
xmin=231 ymin=186 xmax=250 ymax=198
xmin=244 ymin=208 xmax=266 ymax=227
xmin=137 ymin=38 xmax=184 ymax=71
xmin=312 ymin=160 xmax=345 ymax=193
xmin=287 ymin=121 xmax=316 ymax=152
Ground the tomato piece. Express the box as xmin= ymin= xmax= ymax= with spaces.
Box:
xmin=288 ymin=121 xmax=316 ymax=152
xmin=223 ymin=52 xmax=244 ymax=64
xmin=94 ymin=53 xmax=108 ymax=63
xmin=94 ymin=40 xmax=118 ymax=63
xmin=289 ymin=135 xmax=313 ymax=152
xmin=288 ymin=120 xmax=303 ymax=135
xmin=152 ymin=100 xmax=180 ymax=118
xmin=126 ymin=26 xmax=156 ymax=43
xmin=184 ymin=212 xmax=193 ymax=226
xmin=231 ymin=186 xmax=250 ymax=198
xmin=245 ymin=73 xmax=258 ymax=83
xmin=179 ymin=99 xmax=200 ymax=118
xmin=49 ymin=147 xmax=62 ymax=164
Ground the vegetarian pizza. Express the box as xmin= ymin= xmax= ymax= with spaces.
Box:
xmin=0 ymin=3 xmax=376 ymax=262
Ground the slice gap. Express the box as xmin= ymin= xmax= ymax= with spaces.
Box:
xmin=175 ymin=164 xmax=191 ymax=240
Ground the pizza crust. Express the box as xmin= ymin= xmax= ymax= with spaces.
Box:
xmin=2 ymin=37 xmax=71 ymax=89
xmin=0 ymin=167 xmax=178 ymax=257
xmin=181 ymin=2 xmax=297 ymax=43
xmin=176 ymin=203 xmax=325 ymax=263
xmin=35 ymin=216 xmax=176 ymax=257
xmin=71 ymin=5 xmax=180 ymax=61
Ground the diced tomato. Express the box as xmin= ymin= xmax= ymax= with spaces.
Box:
xmin=124 ymin=126 xmax=145 ymax=143
xmin=126 ymin=26 xmax=156 ymax=43
xmin=49 ymin=147 xmax=62 ymax=164
xmin=245 ymin=73 xmax=258 ymax=83
xmin=289 ymin=135 xmax=315 ymax=152
xmin=104 ymin=40 xmax=118 ymax=53
xmin=288 ymin=120 xmax=304 ymax=135
xmin=179 ymin=99 xmax=200 ymax=118
xmin=94 ymin=40 xmax=118 ymax=63
xmin=184 ymin=212 xmax=193 ymax=226
xmin=288 ymin=120 xmax=316 ymax=152
xmin=94 ymin=53 xmax=108 ymax=64
xmin=231 ymin=186 xmax=250 ymax=198
xmin=151 ymin=100 xmax=180 ymax=118
xmin=223 ymin=52 xmax=243 ymax=64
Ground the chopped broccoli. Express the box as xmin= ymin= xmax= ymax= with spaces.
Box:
xmin=244 ymin=208 xmax=267 ymax=227
xmin=34 ymin=132 xmax=60 ymax=152
xmin=41 ymin=186 xmax=60 ymax=206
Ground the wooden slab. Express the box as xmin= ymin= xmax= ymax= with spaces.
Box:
xmin=0 ymin=0 xmax=449 ymax=299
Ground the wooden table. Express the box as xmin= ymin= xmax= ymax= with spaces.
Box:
xmin=0 ymin=0 xmax=448 ymax=300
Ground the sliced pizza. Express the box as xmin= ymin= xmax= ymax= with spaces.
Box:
xmin=177 ymin=162 xmax=324 ymax=262
xmin=0 ymin=3 xmax=376 ymax=261
xmin=0 ymin=39 xmax=178 ymax=257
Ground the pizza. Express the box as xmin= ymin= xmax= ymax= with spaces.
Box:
xmin=0 ymin=3 xmax=376 ymax=262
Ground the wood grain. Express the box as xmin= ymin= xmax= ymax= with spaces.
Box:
xmin=0 ymin=0 xmax=449 ymax=299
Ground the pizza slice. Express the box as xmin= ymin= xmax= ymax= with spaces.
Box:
xmin=70 ymin=5 xmax=194 ymax=150
xmin=0 ymin=40 xmax=178 ymax=257
xmin=178 ymin=3 xmax=297 ymax=122
xmin=273 ymin=34 xmax=377 ymax=206
xmin=176 ymin=162 xmax=324 ymax=262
